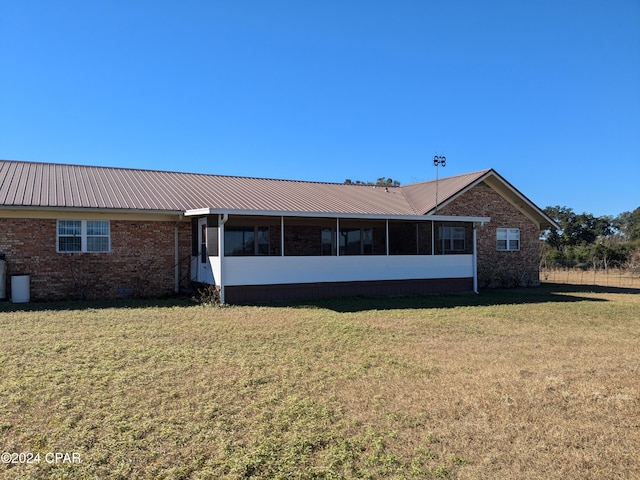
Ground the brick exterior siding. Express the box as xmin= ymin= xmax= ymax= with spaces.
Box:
xmin=0 ymin=218 xmax=191 ymax=301
xmin=437 ymin=182 xmax=541 ymax=287
xmin=1 ymin=181 xmax=542 ymax=301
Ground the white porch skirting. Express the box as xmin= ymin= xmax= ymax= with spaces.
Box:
xmin=222 ymin=254 xmax=473 ymax=287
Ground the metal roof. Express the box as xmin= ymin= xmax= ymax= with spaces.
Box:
xmin=400 ymin=170 xmax=492 ymax=214
xmin=0 ymin=160 xmax=554 ymax=227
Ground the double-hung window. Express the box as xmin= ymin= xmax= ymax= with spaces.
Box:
xmin=496 ymin=228 xmax=520 ymax=251
xmin=57 ymin=220 xmax=110 ymax=253
xmin=439 ymin=226 xmax=466 ymax=252
xmin=321 ymin=228 xmax=335 ymax=255
xmin=225 ymin=226 xmax=270 ymax=256
xmin=339 ymin=227 xmax=374 ymax=255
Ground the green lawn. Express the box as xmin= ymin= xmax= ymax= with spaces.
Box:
xmin=1 ymin=285 xmax=638 ymax=479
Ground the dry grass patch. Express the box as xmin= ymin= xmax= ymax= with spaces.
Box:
xmin=0 ymin=286 xmax=638 ymax=479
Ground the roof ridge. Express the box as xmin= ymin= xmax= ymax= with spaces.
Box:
xmin=400 ymin=168 xmax=493 ymax=188
xmin=0 ymin=159 xmax=403 ymax=188
xmin=1 ymin=160 xmax=493 ymax=190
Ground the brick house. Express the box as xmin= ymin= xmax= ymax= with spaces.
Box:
xmin=0 ymin=161 xmax=556 ymax=303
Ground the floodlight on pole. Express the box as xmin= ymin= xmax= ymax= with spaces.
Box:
xmin=433 ymin=155 xmax=446 ymax=213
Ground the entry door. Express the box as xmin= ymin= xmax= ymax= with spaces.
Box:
xmin=197 ymin=217 xmax=209 ymax=282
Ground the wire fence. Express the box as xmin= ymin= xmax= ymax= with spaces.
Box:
xmin=540 ymin=268 xmax=640 ymax=288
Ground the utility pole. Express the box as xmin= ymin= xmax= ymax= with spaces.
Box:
xmin=433 ymin=155 xmax=446 ymax=213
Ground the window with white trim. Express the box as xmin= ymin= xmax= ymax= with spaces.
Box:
xmin=496 ymin=228 xmax=520 ymax=251
xmin=321 ymin=228 xmax=335 ymax=255
xmin=57 ymin=220 xmax=110 ymax=253
xmin=339 ymin=227 xmax=375 ymax=255
xmin=224 ymin=226 xmax=271 ymax=256
xmin=438 ymin=226 xmax=466 ymax=252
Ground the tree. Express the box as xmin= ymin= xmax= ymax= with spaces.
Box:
xmin=614 ymin=207 xmax=640 ymax=241
xmin=541 ymin=205 xmax=638 ymax=269
xmin=542 ymin=206 xmax=612 ymax=249
xmin=344 ymin=177 xmax=400 ymax=187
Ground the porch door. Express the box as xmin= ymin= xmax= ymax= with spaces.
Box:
xmin=197 ymin=217 xmax=209 ymax=282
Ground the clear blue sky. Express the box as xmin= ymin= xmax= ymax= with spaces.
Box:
xmin=1 ymin=1 xmax=638 ymax=217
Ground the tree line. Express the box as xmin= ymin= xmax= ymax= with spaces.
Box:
xmin=541 ymin=206 xmax=640 ymax=271
xmin=344 ymin=177 xmax=401 ymax=187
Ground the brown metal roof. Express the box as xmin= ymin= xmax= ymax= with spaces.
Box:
xmin=0 ymin=160 xmax=553 ymax=228
xmin=0 ymin=160 xmax=416 ymax=215
xmin=399 ymin=169 xmax=492 ymax=214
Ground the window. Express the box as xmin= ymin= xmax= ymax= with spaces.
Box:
xmin=321 ymin=228 xmax=335 ymax=255
xmin=363 ymin=228 xmax=373 ymax=254
xmin=57 ymin=220 xmax=110 ymax=253
xmin=201 ymin=223 xmax=208 ymax=263
xmin=339 ymin=227 xmax=375 ymax=255
xmin=336 ymin=222 xmax=385 ymax=255
xmin=256 ymin=227 xmax=270 ymax=255
xmin=388 ymin=221 xmax=432 ymax=255
xmin=225 ymin=226 xmax=270 ymax=256
xmin=497 ymin=228 xmax=520 ymax=251
xmin=439 ymin=226 xmax=466 ymax=252
xmin=340 ymin=228 xmax=361 ymax=255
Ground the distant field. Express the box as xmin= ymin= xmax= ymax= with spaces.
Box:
xmin=1 ymin=285 xmax=638 ymax=479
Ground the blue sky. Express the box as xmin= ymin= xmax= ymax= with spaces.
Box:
xmin=1 ymin=1 xmax=638 ymax=217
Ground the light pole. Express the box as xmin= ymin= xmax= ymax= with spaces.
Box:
xmin=433 ymin=155 xmax=446 ymax=213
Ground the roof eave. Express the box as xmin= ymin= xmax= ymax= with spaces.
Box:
xmin=185 ymin=207 xmax=490 ymax=224
xmin=425 ymin=169 xmax=559 ymax=230
xmin=0 ymin=205 xmax=185 ymax=217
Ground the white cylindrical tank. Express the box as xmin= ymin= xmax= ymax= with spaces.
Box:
xmin=11 ymin=274 xmax=30 ymax=303
xmin=0 ymin=258 xmax=6 ymax=300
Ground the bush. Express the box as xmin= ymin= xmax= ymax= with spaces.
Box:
xmin=193 ymin=283 xmax=222 ymax=306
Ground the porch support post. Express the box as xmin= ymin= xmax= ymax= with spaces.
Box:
xmin=219 ymin=213 xmax=228 ymax=303
xmin=385 ymin=219 xmax=389 ymax=255
xmin=281 ymin=216 xmax=285 ymax=256
xmin=336 ymin=218 xmax=340 ymax=257
xmin=431 ymin=220 xmax=435 ymax=256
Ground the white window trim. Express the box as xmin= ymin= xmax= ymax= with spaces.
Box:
xmin=496 ymin=228 xmax=520 ymax=251
xmin=439 ymin=226 xmax=466 ymax=252
xmin=57 ymin=220 xmax=111 ymax=253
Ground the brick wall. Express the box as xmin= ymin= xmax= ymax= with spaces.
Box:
xmin=0 ymin=218 xmax=192 ymax=301
xmin=437 ymin=183 xmax=541 ymax=287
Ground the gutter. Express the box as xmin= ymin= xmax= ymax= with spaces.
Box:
xmin=184 ymin=207 xmax=490 ymax=224
xmin=0 ymin=205 xmax=185 ymax=216
xmin=473 ymin=225 xmax=479 ymax=294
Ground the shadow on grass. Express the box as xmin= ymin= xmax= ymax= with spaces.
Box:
xmin=280 ymin=283 xmax=637 ymax=313
xmin=540 ymin=282 xmax=640 ymax=295
xmin=0 ymin=295 xmax=196 ymax=313
xmin=1 ymin=283 xmax=637 ymax=314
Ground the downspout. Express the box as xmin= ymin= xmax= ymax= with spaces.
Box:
xmin=472 ymin=224 xmax=479 ymax=294
xmin=219 ymin=213 xmax=229 ymax=303
xmin=174 ymin=214 xmax=183 ymax=293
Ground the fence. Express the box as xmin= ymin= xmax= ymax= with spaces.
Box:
xmin=540 ymin=268 xmax=640 ymax=288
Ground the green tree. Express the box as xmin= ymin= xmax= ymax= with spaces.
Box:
xmin=614 ymin=207 xmax=640 ymax=241
xmin=543 ymin=206 xmax=612 ymax=248
xmin=541 ymin=205 xmax=638 ymax=269
xmin=344 ymin=177 xmax=400 ymax=187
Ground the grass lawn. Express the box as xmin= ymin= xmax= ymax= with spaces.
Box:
xmin=0 ymin=284 xmax=638 ymax=479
